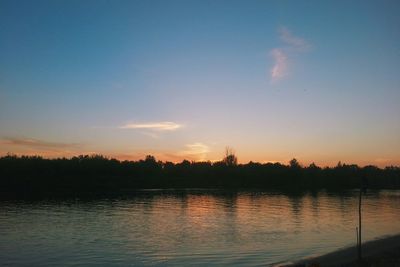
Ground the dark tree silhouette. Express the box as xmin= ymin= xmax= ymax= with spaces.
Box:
xmin=223 ymin=147 xmax=238 ymax=167
xmin=0 ymin=151 xmax=399 ymax=198
xmin=289 ymin=158 xmax=301 ymax=169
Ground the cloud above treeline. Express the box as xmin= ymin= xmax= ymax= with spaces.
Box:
xmin=179 ymin=142 xmax=210 ymax=161
xmin=0 ymin=137 xmax=86 ymax=158
xmin=1 ymin=137 xmax=80 ymax=149
xmin=270 ymin=26 xmax=311 ymax=82
xmin=119 ymin=121 xmax=182 ymax=131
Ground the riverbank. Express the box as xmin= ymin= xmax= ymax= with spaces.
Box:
xmin=2 ymin=155 xmax=400 ymax=198
xmin=285 ymin=234 xmax=400 ymax=266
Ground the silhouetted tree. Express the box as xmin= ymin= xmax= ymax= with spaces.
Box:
xmin=145 ymin=155 xmax=156 ymax=163
xmin=337 ymin=161 xmax=343 ymax=168
xmin=308 ymin=162 xmax=320 ymax=170
xmin=289 ymin=158 xmax=301 ymax=169
xmin=223 ymin=147 xmax=238 ymax=166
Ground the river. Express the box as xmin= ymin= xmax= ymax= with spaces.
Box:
xmin=1 ymin=190 xmax=399 ymax=266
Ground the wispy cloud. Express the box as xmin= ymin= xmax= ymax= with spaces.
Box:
xmin=269 ymin=26 xmax=311 ymax=82
xmin=278 ymin=26 xmax=311 ymax=51
xmin=1 ymin=137 xmax=80 ymax=149
xmin=119 ymin=121 xmax=183 ymax=131
xmin=180 ymin=142 xmax=210 ymax=161
xmin=270 ymin=48 xmax=288 ymax=82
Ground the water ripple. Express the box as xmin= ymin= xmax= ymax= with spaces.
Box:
xmin=0 ymin=190 xmax=399 ymax=266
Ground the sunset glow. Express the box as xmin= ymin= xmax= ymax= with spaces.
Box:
xmin=0 ymin=0 xmax=399 ymax=167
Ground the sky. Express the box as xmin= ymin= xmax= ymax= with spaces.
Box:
xmin=0 ymin=0 xmax=399 ymax=167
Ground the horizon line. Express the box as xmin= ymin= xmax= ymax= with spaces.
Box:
xmin=1 ymin=153 xmax=399 ymax=169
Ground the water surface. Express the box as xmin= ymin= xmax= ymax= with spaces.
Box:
xmin=1 ymin=190 xmax=400 ymax=266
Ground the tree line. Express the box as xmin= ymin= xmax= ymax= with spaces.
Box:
xmin=0 ymin=153 xmax=399 ymax=197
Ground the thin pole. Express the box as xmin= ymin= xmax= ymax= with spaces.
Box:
xmin=356 ymin=226 xmax=359 ymax=249
xmin=358 ymin=187 xmax=362 ymax=261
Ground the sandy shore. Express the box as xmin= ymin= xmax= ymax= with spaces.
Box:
xmin=283 ymin=234 xmax=400 ymax=267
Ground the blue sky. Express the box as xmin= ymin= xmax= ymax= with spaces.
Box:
xmin=1 ymin=0 xmax=399 ymax=166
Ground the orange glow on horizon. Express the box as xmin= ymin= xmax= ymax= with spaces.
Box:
xmin=0 ymin=149 xmax=399 ymax=168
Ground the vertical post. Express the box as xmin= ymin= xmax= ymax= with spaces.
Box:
xmin=358 ymin=186 xmax=362 ymax=261
xmin=356 ymin=227 xmax=359 ymax=249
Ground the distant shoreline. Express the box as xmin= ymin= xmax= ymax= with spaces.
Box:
xmin=1 ymin=155 xmax=399 ymax=198
xmin=284 ymin=234 xmax=400 ymax=267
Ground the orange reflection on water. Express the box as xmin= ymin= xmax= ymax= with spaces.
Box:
xmin=108 ymin=190 xmax=400 ymax=265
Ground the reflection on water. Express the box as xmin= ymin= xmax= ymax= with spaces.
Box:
xmin=1 ymin=190 xmax=400 ymax=266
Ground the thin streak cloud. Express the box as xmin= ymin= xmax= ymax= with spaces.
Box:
xmin=1 ymin=137 xmax=80 ymax=149
xmin=120 ymin=122 xmax=183 ymax=131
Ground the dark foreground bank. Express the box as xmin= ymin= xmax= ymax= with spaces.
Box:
xmin=1 ymin=155 xmax=400 ymax=198
xmin=285 ymin=234 xmax=400 ymax=267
